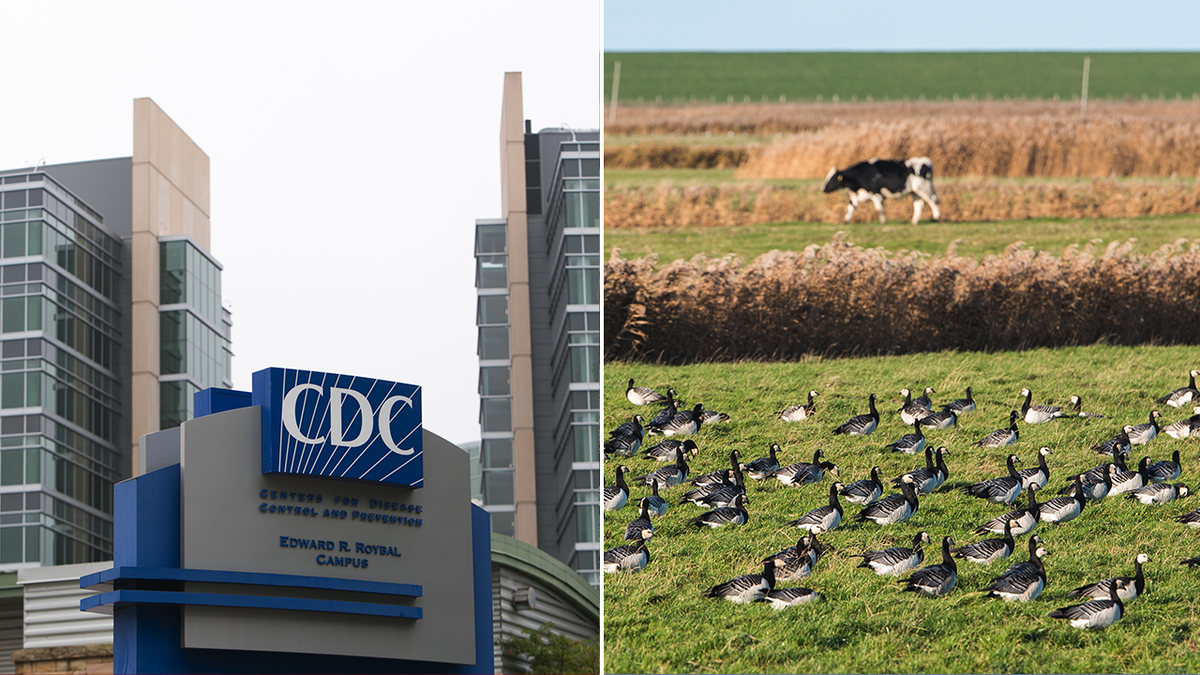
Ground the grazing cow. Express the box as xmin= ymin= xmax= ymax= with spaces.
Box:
xmin=823 ymin=157 xmax=941 ymax=225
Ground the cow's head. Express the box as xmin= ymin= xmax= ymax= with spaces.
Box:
xmin=822 ymin=167 xmax=841 ymax=193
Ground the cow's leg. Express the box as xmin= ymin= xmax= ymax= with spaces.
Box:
xmin=843 ymin=194 xmax=859 ymax=223
xmin=911 ymin=184 xmax=941 ymax=222
xmin=871 ymin=194 xmax=886 ymax=224
xmin=911 ymin=197 xmax=925 ymax=225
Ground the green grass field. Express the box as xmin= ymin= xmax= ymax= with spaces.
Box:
xmin=603 ymin=52 xmax=1200 ymax=105
xmin=603 ymin=347 xmax=1200 ymax=673
xmin=604 ymin=212 xmax=1200 ymax=263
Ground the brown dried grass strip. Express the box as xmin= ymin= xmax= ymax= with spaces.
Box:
xmin=604 ymin=180 xmax=1200 ymax=229
xmin=604 ymin=238 xmax=1200 ymax=364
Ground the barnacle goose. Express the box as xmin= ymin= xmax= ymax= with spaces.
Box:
xmin=604 ymin=415 xmax=644 ymax=457
xmin=603 ymin=466 xmax=630 ymax=511
xmin=1083 ymin=451 xmax=1126 ymax=483
xmin=778 ymin=390 xmax=819 ymax=422
xmin=1092 ymin=425 xmax=1133 ymax=456
xmin=982 ymin=546 xmax=1048 ymax=602
xmin=785 ymin=482 xmax=844 ymax=533
xmin=970 ymin=411 xmax=1020 ymax=448
xmin=691 ymin=450 xmax=741 ymax=487
xmin=1068 ymin=395 xmax=1106 ymax=419
xmin=1020 ymin=388 xmax=1065 ymax=424
xmin=694 ymin=467 xmax=747 ymax=508
xmin=641 ymin=438 xmax=698 ymax=462
xmin=992 ymin=535 xmax=1046 ymax=582
xmin=1061 ymin=463 xmax=1113 ymax=501
xmin=742 ymin=443 xmax=783 ymax=481
xmin=1180 ymin=554 xmax=1200 ymax=567
xmin=701 ymin=558 xmax=775 ymax=604
xmin=1038 ymin=475 xmax=1087 ymax=524
xmin=899 ymin=536 xmax=957 ymax=597
xmin=840 ymin=466 xmax=884 ymax=505
xmin=624 ymin=497 xmax=654 ymax=541
xmin=778 ymin=461 xmax=839 ymax=487
xmin=650 ymin=403 xmax=705 ymax=437
xmin=632 ymin=449 xmax=690 ymax=488
xmin=1147 ymin=449 xmax=1183 ymax=483
xmin=1175 ymin=506 xmax=1200 ymax=528
xmin=1108 ymin=456 xmax=1152 ymax=497
xmin=645 ymin=389 xmax=679 ymax=428
xmin=953 ymin=519 xmax=1017 ymax=565
xmin=1051 ymin=580 xmax=1127 ymax=630
xmin=1125 ymin=481 xmax=1188 ymax=505
xmin=1127 ymin=410 xmax=1162 ymax=446
xmin=898 ymin=389 xmax=933 ymax=425
xmin=855 ymin=475 xmax=919 ymax=525
xmin=1068 ymin=553 xmax=1150 ymax=602
xmin=646 ymin=479 xmax=668 ymax=517
xmin=941 ymin=386 xmax=976 ymax=413
xmin=832 ymin=393 xmax=880 ymax=436
xmin=914 ymin=387 xmax=937 ymax=410
xmin=609 ymin=414 xmax=645 ymax=440
xmin=699 ymin=409 xmax=732 ymax=425
xmin=1017 ymin=446 xmax=1053 ymax=490
xmin=762 ymin=530 xmax=822 ymax=569
xmin=773 ymin=448 xmax=836 ymax=486
xmin=918 ymin=409 xmax=958 ymax=430
xmin=854 ymin=531 xmax=930 ymax=576
xmin=602 ymin=538 xmax=649 ymax=573
xmin=764 ymin=586 xmax=822 ymax=609
xmin=770 ymin=528 xmax=826 ymax=581
xmin=688 ymin=493 xmax=751 ymax=529
xmin=679 ymin=472 xmax=734 ymax=506
xmin=976 ymin=486 xmax=1040 ymax=537
xmin=884 ymin=420 xmax=926 ymax=455
xmin=1157 ymin=369 xmax=1199 ymax=408
xmin=963 ymin=454 xmax=1024 ymax=505
xmin=1164 ymin=406 xmax=1200 ymax=439
xmin=626 ymin=379 xmax=666 ymax=406
xmin=895 ymin=446 xmax=950 ymax=494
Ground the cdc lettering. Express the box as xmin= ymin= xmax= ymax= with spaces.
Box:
xmin=281 ymin=385 xmax=415 ymax=455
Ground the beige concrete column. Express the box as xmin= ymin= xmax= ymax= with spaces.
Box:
xmin=500 ymin=73 xmax=539 ymax=547
xmin=130 ymin=98 xmax=211 ymax=474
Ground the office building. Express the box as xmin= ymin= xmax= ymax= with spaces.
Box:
xmin=475 ymin=73 xmax=601 ymax=585
xmin=0 ymin=98 xmax=231 ymax=572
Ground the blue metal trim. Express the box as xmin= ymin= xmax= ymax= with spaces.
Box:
xmin=83 ymin=589 xmax=422 ymax=620
xmin=82 ymin=566 xmax=421 ymax=597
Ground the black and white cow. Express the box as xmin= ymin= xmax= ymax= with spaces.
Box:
xmin=822 ymin=157 xmax=940 ymax=225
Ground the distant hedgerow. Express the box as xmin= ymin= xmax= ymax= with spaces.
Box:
xmin=604 ymin=236 xmax=1200 ymax=364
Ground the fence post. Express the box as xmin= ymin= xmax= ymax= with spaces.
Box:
xmin=609 ymin=60 xmax=621 ymax=124
xmin=1080 ymin=56 xmax=1091 ymax=118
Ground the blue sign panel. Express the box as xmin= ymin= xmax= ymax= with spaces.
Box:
xmin=254 ymin=368 xmax=423 ymax=487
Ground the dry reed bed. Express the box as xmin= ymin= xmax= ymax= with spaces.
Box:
xmin=604 ymin=238 xmax=1200 ymax=364
xmin=606 ymin=100 xmax=1200 ymax=136
xmin=740 ymin=117 xmax=1200 ymax=179
xmin=605 ymin=179 xmax=1200 ymax=228
xmin=605 ymin=144 xmax=748 ymax=170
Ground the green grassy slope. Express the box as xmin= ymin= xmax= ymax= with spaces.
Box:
xmin=603 ymin=52 xmax=1200 ymax=104
xmin=603 ymin=346 xmax=1200 ymax=673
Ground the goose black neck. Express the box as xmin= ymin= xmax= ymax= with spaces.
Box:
xmin=616 ymin=469 xmax=628 ymax=493
xmin=829 ymin=484 xmax=842 ymax=513
xmin=901 ymin=479 xmax=919 ymax=509
xmin=1006 ymin=455 xmax=1020 ymax=478
xmin=941 ymin=538 xmax=956 ymax=570
xmin=1133 ymin=558 xmax=1145 ymax=594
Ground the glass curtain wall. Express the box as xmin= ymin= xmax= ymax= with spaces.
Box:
xmin=0 ymin=173 xmax=121 ymax=566
xmin=475 ymin=220 xmax=515 ymax=536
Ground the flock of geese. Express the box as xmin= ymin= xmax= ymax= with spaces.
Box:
xmin=603 ymin=370 xmax=1200 ymax=628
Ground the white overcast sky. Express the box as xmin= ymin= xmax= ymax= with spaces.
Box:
xmin=606 ymin=0 xmax=1200 ymax=51
xmin=0 ymin=1 xmax=600 ymax=445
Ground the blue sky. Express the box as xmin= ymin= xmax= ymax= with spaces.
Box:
xmin=605 ymin=0 xmax=1200 ymax=51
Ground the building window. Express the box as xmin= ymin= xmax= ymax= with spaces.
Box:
xmin=475 ymin=224 xmax=506 ymax=254
xmin=477 ymin=295 xmax=509 ymax=326
xmin=480 ymin=398 xmax=512 ymax=433
xmin=567 ymin=312 xmax=600 ymax=384
xmin=479 ymin=366 xmax=510 ymax=397
xmin=478 ymin=326 xmax=510 ymax=361
xmin=571 ymin=390 xmax=600 ymax=463
xmin=476 ymin=255 xmax=507 ymax=289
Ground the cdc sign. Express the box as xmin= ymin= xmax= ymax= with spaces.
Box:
xmin=254 ymin=367 xmax=423 ymax=487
